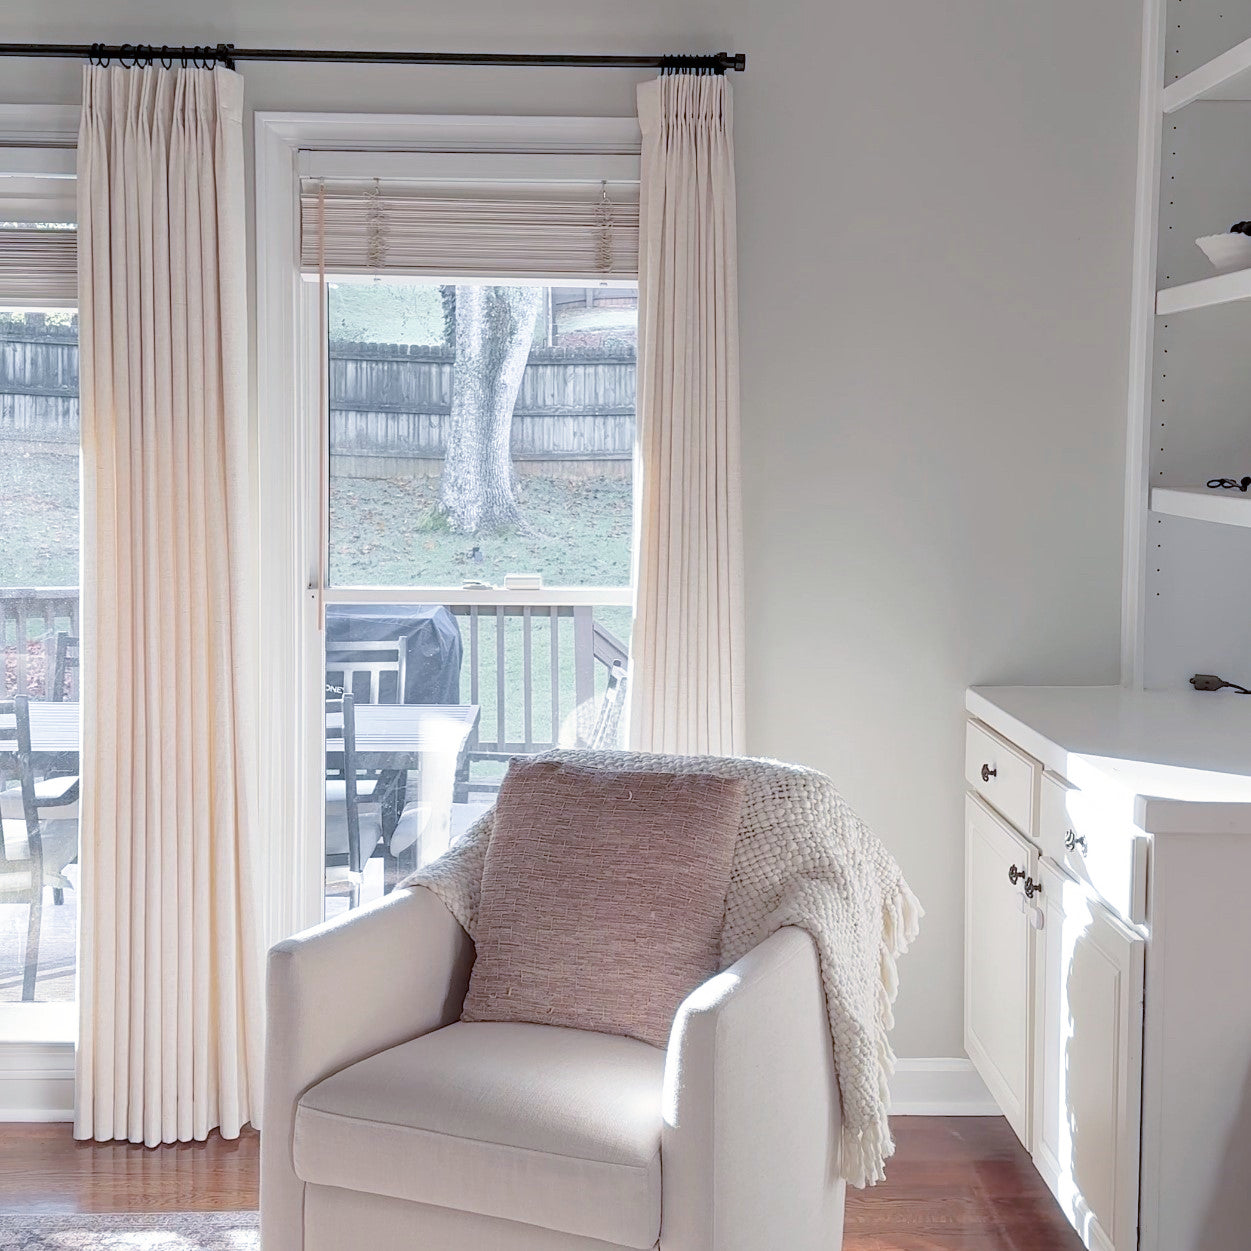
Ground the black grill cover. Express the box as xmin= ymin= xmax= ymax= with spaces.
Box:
xmin=326 ymin=604 xmax=462 ymax=704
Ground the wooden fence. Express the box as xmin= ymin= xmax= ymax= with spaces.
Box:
xmin=0 ymin=329 xmax=636 ymax=475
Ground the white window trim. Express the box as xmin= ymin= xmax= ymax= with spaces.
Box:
xmin=255 ymin=112 xmax=642 ymax=944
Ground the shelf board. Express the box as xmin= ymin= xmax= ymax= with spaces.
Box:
xmin=1151 ymin=486 xmax=1251 ymax=528
xmin=1156 ymin=267 xmax=1251 ymax=314
xmin=1163 ymin=36 xmax=1251 ymax=112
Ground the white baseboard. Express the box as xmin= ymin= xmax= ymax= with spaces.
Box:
xmin=889 ymin=1057 xmax=1000 ymax=1116
xmin=0 ymin=1039 xmax=75 ymax=1121
xmin=0 ymin=1044 xmax=997 ymax=1123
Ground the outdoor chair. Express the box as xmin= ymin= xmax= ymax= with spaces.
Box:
xmin=325 ymin=638 xmax=407 ymax=706
xmin=0 ymin=696 xmax=79 ymax=1000
xmin=325 ymin=694 xmax=385 ymax=909
xmin=51 ymin=631 xmax=79 ymax=702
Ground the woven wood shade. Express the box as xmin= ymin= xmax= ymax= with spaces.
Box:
xmin=300 ymin=180 xmax=640 ymax=280
xmin=0 ymin=227 xmax=77 ymax=304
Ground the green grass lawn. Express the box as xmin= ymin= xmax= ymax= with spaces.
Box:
xmin=0 ymin=443 xmax=633 ymax=591
xmin=330 ymin=471 xmax=633 ymax=588
xmin=0 ymin=443 xmax=79 ymax=587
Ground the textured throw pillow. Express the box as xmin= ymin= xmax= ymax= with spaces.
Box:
xmin=461 ymin=759 xmax=745 ymax=1048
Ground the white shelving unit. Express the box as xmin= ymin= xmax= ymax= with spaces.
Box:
xmin=1161 ymin=34 xmax=1251 ymax=112
xmin=1150 ymin=485 xmax=1251 ymax=528
xmin=1124 ymin=0 xmax=1251 ymax=689
xmin=1156 ymin=265 xmax=1251 ymax=313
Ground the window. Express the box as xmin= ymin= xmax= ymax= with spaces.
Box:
xmin=255 ymin=113 xmax=644 ymax=936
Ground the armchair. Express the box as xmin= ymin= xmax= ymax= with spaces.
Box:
xmin=262 ymin=886 xmax=846 ymax=1251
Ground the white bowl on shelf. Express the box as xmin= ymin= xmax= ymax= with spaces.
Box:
xmin=1195 ymin=232 xmax=1251 ymax=272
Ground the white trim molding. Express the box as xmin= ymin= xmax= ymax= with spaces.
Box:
xmin=0 ymin=103 xmax=79 ymax=148
xmin=0 ymin=1040 xmax=75 ymax=1122
xmin=889 ymin=1058 xmax=999 ymax=1116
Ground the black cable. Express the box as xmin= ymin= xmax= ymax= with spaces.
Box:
xmin=1191 ymin=674 xmax=1251 ymax=695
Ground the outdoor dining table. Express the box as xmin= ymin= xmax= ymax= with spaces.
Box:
xmin=325 ymin=702 xmax=482 ymax=871
xmin=3 ymin=700 xmax=480 ymax=765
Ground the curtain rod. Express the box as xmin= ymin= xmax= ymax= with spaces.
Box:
xmin=0 ymin=43 xmax=746 ymax=74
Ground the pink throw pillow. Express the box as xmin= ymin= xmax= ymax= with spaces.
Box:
xmin=461 ymin=759 xmax=744 ymax=1048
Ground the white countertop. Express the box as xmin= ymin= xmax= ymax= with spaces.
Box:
xmin=967 ymin=685 xmax=1251 ymax=834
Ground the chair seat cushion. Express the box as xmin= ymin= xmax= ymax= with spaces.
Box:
xmin=293 ymin=1020 xmax=664 ymax=1249
xmin=0 ymin=817 xmax=79 ymax=892
xmin=324 ymin=777 xmax=379 ymax=804
xmin=324 ymin=808 xmax=383 ymax=861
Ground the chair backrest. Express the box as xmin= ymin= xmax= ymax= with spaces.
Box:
xmin=588 ymin=661 xmax=629 ymax=751
xmin=51 ymin=633 xmax=80 ymax=702
xmin=0 ymin=696 xmax=42 ymax=870
xmin=325 ymin=693 xmax=368 ymax=873
xmin=326 ymin=639 xmax=406 ymax=705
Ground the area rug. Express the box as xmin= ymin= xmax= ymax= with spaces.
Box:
xmin=0 ymin=1212 xmax=258 ymax=1249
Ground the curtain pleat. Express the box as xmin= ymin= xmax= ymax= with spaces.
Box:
xmin=628 ymin=74 xmax=745 ymax=756
xmin=75 ymin=64 xmax=262 ymax=1146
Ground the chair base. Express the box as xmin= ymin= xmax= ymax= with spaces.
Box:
xmin=303 ymin=1184 xmax=645 ymax=1251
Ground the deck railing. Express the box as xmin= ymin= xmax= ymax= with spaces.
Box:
xmin=2 ymin=590 xmax=628 ymax=778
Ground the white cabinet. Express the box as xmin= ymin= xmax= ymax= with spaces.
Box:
xmin=964 ymin=714 xmax=1147 ymax=1251
xmin=1032 ymin=859 xmax=1144 ymax=1251
xmin=964 ymin=794 xmax=1037 ymax=1147
xmin=964 ymin=691 xmax=1251 ymax=1251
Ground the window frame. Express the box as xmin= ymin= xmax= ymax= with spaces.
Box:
xmin=255 ymin=112 xmax=642 ymax=939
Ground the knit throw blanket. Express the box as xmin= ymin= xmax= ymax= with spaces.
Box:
xmin=406 ymin=748 xmax=922 ymax=1187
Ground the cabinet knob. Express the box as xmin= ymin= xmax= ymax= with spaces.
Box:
xmin=1024 ymin=876 xmax=1043 ymax=899
xmin=981 ymin=763 xmax=997 ymax=783
xmin=1008 ymin=863 xmax=1025 ymax=887
xmin=1064 ymin=829 xmax=1088 ymax=854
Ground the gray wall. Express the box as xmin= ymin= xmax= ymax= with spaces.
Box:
xmin=2 ymin=0 xmax=1140 ymax=1059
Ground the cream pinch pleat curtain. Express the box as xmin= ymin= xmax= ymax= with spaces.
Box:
xmin=75 ymin=64 xmax=262 ymax=1145
xmin=629 ymin=73 xmax=746 ymax=756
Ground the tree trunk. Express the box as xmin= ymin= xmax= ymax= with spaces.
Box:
xmin=438 ymin=284 xmax=543 ymax=534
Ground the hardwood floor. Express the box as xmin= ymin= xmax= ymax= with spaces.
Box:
xmin=0 ymin=1116 xmax=1083 ymax=1249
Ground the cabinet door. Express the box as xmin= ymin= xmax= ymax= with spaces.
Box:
xmin=965 ymin=793 xmax=1037 ymax=1147
xmin=1032 ymin=858 xmax=1144 ymax=1251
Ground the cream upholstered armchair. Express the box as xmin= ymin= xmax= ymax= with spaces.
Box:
xmin=261 ymin=886 xmax=846 ymax=1251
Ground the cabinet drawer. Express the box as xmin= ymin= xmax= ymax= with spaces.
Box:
xmin=965 ymin=718 xmax=1040 ymax=838
xmin=1039 ymin=771 xmax=1148 ymax=927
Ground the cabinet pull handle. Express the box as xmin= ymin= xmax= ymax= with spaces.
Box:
xmin=1064 ymin=829 xmax=1088 ymax=854
xmin=981 ymin=763 xmax=997 ymax=782
xmin=1008 ymin=863 xmax=1025 ymax=887
xmin=1024 ymin=875 xmax=1043 ymax=899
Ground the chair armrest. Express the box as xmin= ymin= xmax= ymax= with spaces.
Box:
xmin=261 ymin=886 xmax=474 ymax=1251
xmin=660 ymin=927 xmax=846 ymax=1251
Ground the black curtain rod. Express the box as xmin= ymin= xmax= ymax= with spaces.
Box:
xmin=0 ymin=43 xmax=745 ymax=74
